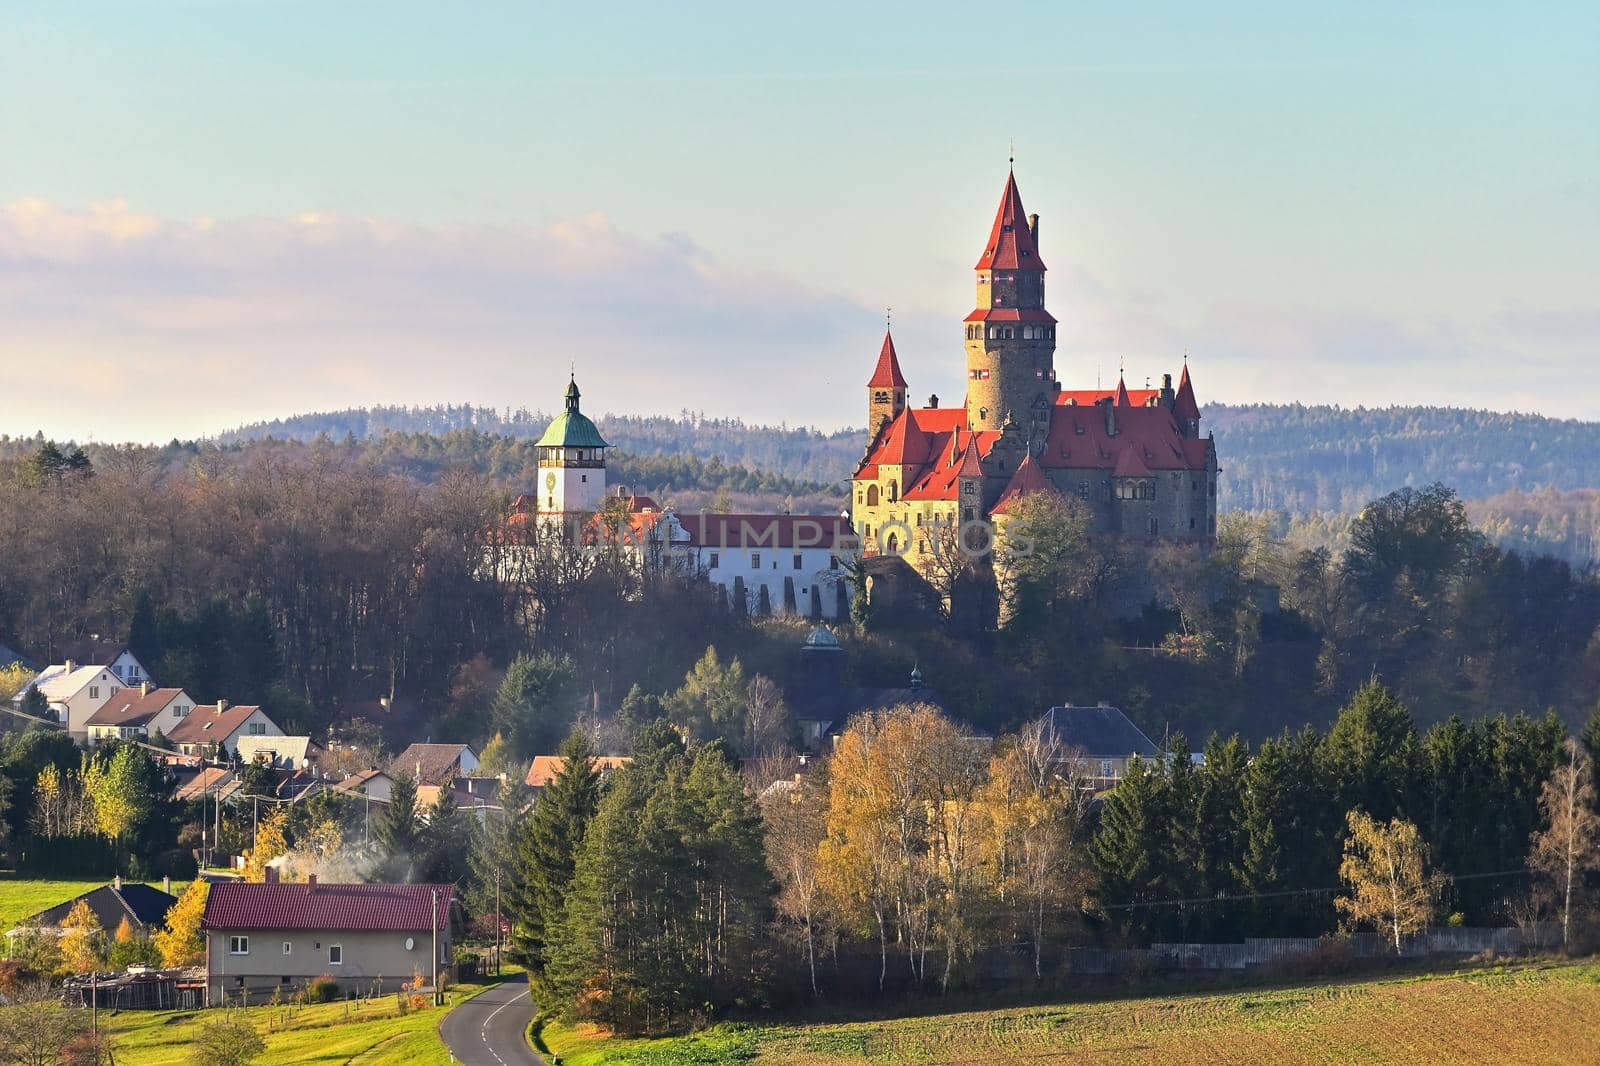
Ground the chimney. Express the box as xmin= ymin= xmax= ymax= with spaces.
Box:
xmin=163 ymin=875 xmax=171 ymax=894
xmin=113 ymin=874 xmax=122 ymax=891
xmin=1160 ymin=373 xmax=1175 ymax=410
xmin=307 ymin=873 xmax=317 ymax=887
xmin=1103 ymin=398 xmax=1117 ymax=438
xmin=64 ymin=659 xmax=76 ymax=674
xmin=928 ymin=394 xmax=939 ymax=409
xmin=140 ymin=682 xmax=150 ymax=697
xmin=264 ymin=866 xmax=279 ymax=885
xmin=216 ymin=700 xmax=227 ymax=715
xmin=1028 ymin=213 xmax=1039 ymax=245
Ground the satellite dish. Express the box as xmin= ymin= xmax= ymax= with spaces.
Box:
xmin=405 ymin=937 xmax=415 ymax=951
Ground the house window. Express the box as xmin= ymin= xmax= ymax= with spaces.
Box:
xmin=282 ymin=941 xmax=292 ymax=955
xmin=1078 ymin=481 xmax=1089 ymax=499
xmin=828 ymin=555 xmax=839 ymax=569
xmin=230 ymin=936 xmax=250 ymax=955
xmin=1100 ymin=759 xmax=1114 ymax=779
xmin=750 ymin=553 xmax=761 ymax=569
xmin=708 ymin=551 xmax=720 ymax=568
xmin=329 ymin=944 xmax=343 ymax=965
xmin=90 ymin=686 xmax=100 ymax=699
xmin=248 ymin=722 xmax=266 ymax=735
xmin=793 ymin=554 xmax=803 ymax=570
xmin=175 ymin=705 xmax=190 ymax=717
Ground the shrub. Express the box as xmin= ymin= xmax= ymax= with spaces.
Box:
xmin=302 ymin=975 xmax=339 ymax=1004
xmin=189 ymin=1017 xmax=265 ymax=1066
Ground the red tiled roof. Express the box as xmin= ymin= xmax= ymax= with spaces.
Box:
xmin=1113 ymin=446 xmax=1154 ymax=478
xmin=677 ymin=514 xmax=853 ymax=550
xmin=85 ymin=687 xmax=185 ymax=727
xmin=202 ymin=882 xmax=453 ymax=932
xmin=990 ymin=453 xmax=1059 ymax=515
xmin=873 ymin=410 xmax=933 ymax=466
xmin=1056 ymin=388 xmax=1161 ymax=408
xmin=525 ymin=754 xmax=632 ymax=789
xmin=867 ymin=329 xmax=907 ymax=389
xmin=1115 ymin=376 xmax=1132 ymax=407
xmin=975 ymin=170 xmax=1046 ymax=272
xmin=963 ymin=308 xmax=1057 ymax=323
xmin=903 ymin=432 xmax=995 ymax=502
xmin=165 ymin=704 xmax=268 ymax=745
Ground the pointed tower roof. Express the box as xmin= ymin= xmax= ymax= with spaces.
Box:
xmin=1173 ymin=362 xmax=1200 ymax=421
xmin=990 ymin=452 xmax=1058 ymax=515
xmin=867 ymin=329 xmax=908 ymax=389
xmin=954 ymin=433 xmax=985 ymax=478
xmin=1115 ymin=375 xmax=1132 ymax=407
xmin=536 ymin=375 xmax=610 ymax=449
xmin=975 ymin=169 xmax=1046 ymax=272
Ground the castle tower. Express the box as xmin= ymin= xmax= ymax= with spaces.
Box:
xmin=866 ymin=327 xmax=908 ymax=439
xmin=535 ymin=374 xmax=609 ymax=515
xmin=964 ymin=168 xmax=1056 ymax=440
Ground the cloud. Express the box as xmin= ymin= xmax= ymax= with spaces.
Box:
xmin=0 ymin=200 xmax=887 ymax=441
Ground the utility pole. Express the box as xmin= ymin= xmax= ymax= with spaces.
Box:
xmin=431 ymin=889 xmax=440 ymax=1007
xmin=494 ymin=872 xmax=501 ymax=976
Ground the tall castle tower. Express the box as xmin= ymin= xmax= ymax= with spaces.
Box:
xmin=964 ymin=168 xmax=1056 ymax=441
xmin=535 ymin=374 xmax=609 ymax=515
xmin=866 ymin=327 xmax=907 ymax=438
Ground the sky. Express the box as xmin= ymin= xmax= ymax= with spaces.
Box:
xmin=1 ymin=1 xmax=1596 ymax=442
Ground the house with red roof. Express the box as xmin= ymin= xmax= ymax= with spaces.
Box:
xmin=852 ymin=167 xmax=1220 ymax=600
xmin=201 ymin=876 xmax=454 ymax=1004
xmin=164 ymin=700 xmax=283 ymax=756
xmin=84 ymin=685 xmax=200 ymax=747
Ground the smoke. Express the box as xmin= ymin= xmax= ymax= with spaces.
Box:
xmin=266 ymin=841 xmax=385 ymax=883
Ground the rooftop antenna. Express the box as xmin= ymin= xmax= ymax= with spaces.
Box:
xmin=1009 ymin=138 xmax=1015 ymax=167
xmin=886 ymin=306 xmax=892 ymax=331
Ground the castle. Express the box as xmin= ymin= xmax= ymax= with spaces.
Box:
xmin=851 ymin=168 xmax=1219 ymax=566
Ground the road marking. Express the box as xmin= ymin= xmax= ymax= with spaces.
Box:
xmin=477 ymin=985 xmax=533 ymax=1066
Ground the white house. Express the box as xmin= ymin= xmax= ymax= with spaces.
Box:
xmin=165 ymin=701 xmax=283 ymax=756
xmin=99 ymin=647 xmax=155 ymax=687
xmin=234 ymin=735 xmax=323 ymax=771
xmin=20 ymin=663 xmax=124 ymax=742
xmin=83 ymin=686 xmax=197 ymax=747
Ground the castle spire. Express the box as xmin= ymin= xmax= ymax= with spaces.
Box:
xmin=867 ymin=328 xmax=908 ymax=389
xmin=1115 ymin=374 xmax=1132 ymax=407
xmin=975 ymin=169 xmax=1045 ymax=272
xmin=565 ymin=373 xmax=581 ymax=414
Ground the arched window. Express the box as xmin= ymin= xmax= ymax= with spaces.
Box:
xmin=886 ymin=532 xmax=899 ymax=553
xmin=866 ymin=485 xmax=880 ymax=507
xmin=979 ymin=407 xmax=988 ymax=421
xmin=873 ymin=390 xmax=889 ymax=405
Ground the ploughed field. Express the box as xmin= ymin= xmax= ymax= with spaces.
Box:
xmin=546 ymin=959 xmax=1600 ymax=1065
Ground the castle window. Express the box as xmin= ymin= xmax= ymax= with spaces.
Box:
xmin=867 ymin=485 xmax=880 ymax=507
xmin=979 ymin=407 xmax=988 ymax=421
xmin=708 ymin=551 xmax=719 ymax=568
xmin=873 ymin=390 xmax=888 ymax=404
xmin=1190 ymin=517 xmax=1196 ymax=530
xmin=969 ymin=368 xmax=990 ymax=380
xmin=888 ymin=480 xmax=898 ymax=502
xmin=886 ymin=533 xmax=898 ymax=553
xmin=751 ymin=552 xmax=761 ymax=569
xmin=1074 ymin=423 xmax=1084 ymax=436
xmin=581 ymin=474 xmax=587 ymax=483
xmin=793 ymin=553 xmax=803 ymax=570
xmin=1078 ymin=481 xmax=1089 ymax=499
xmin=1148 ymin=517 xmax=1159 ymax=536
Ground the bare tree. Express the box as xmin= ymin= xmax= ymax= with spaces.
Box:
xmin=761 ymin=765 xmax=829 ymax=997
xmin=1529 ymin=739 xmax=1600 ymax=948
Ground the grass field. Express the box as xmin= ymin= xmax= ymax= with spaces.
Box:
xmin=545 ymin=959 xmax=1600 ymax=1065
xmin=0 ymin=879 xmax=109 ymax=931
xmin=98 ymin=979 xmax=502 ymax=1065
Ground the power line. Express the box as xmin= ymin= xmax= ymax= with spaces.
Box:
xmin=1098 ymin=866 xmax=1534 ymax=912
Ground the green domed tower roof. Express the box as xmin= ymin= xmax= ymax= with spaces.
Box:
xmin=536 ymin=375 xmax=610 ymax=449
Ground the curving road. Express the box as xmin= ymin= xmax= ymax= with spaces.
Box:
xmin=439 ymin=972 xmax=545 ymax=1066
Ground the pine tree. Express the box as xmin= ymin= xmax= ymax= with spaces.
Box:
xmin=376 ymin=773 xmax=420 ymax=880
xmin=490 ymin=653 xmax=579 ymax=759
xmin=1091 ymin=756 xmax=1166 ymax=942
xmin=422 ymin=785 xmax=469 ymax=884
xmin=507 ymin=730 xmax=602 ymax=979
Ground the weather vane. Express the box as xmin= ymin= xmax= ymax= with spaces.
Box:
xmin=886 ymin=306 xmax=892 ymax=330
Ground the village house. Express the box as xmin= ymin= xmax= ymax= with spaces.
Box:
xmin=390 ymin=742 xmax=479 ymax=785
xmin=200 ymin=877 xmax=454 ymax=1004
xmin=525 ymin=754 xmax=631 ymax=796
xmin=18 ymin=662 xmax=124 ymax=742
xmin=173 ymin=765 xmax=240 ymax=804
xmin=1036 ymin=703 xmax=1159 ymax=788
xmin=234 ymin=734 xmax=324 ymax=771
xmin=333 ymin=768 xmax=395 ymax=803
xmin=5 ymin=877 xmax=178 ymax=950
xmin=164 ymin=701 xmax=283 ymax=756
xmin=84 ymin=685 xmax=198 ymax=747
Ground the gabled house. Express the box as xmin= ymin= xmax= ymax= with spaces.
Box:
xmin=84 ymin=686 xmax=198 ymax=747
xmin=200 ymin=877 xmax=455 ymax=1004
xmin=5 ymin=877 xmax=178 ymax=946
xmin=98 ymin=648 xmax=155 ymax=687
xmin=174 ymin=766 xmax=240 ymax=804
xmin=333 ymin=768 xmax=394 ymax=803
xmin=234 ymin=735 xmax=324 ymax=771
xmin=390 ymin=743 xmax=479 ymax=785
xmin=524 ymin=755 xmax=631 ymax=795
xmin=19 ymin=663 xmax=124 ymax=742
xmin=164 ymin=701 xmax=283 ymax=756
xmin=1036 ymin=703 xmax=1159 ymax=787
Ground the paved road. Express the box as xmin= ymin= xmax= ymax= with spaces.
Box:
xmin=439 ymin=973 xmax=545 ymax=1066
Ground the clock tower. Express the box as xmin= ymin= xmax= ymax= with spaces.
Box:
xmin=535 ymin=374 xmax=609 ymax=515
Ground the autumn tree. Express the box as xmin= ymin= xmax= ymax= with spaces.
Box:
xmin=153 ymin=879 xmax=210 ymax=967
xmin=760 ymin=761 xmax=829 ymax=997
xmin=242 ymin=807 xmax=289 ymax=882
xmin=59 ymin=900 xmax=104 ymax=974
xmin=1336 ymin=810 xmax=1443 ymax=953
xmin=1529 ymin=739 xmax=1600 ymax=947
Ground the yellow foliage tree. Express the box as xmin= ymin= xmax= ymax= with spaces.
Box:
xmin=114 ymin=915 xmax=136 ymax=943
xmin=1336 ymin=810 xmax=1444 ymax=953
xmin=243 ymin=807 xmax=290 ymax=882
xmin=59 ymin=899 xmax=104 ymax=974
xmin=0 ymin=663 xmax=34 ymax=704
xmin=153 ymin=878 xmax=210 ymax=967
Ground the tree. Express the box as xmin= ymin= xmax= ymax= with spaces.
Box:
xmin=59 ymin=900 xmax=104 ymax=974
xmin=743 ymin=675 xmax=792 ymax=761
xmin=0 ymin=987 xmax=91 ymax=1066
xmin=761 ymin=762 xmax=829 ymax=997
xmin=189 ymin=1017 xmax=265 ymax=1066
xmin=1091 ymin=756 xmax=1167 ymax=942
xmin=1529 ymin=739 xmax=1600 ymax=947
xmin=421 ymin=786 xmax=469 ymax=884
xmin=153 ymin=879 xmax=210 ymax=967
xmin=1335 ymin=810 xmax=1443 ymax=953
xmin=473 ymin=732 xmax=520 ymax=781
xmin=242 ymin=807 xmax=289 ymax=882
xmin=0 ymin=664 xmax=34 ymax=704
xmin=375 ymin=773 xmax=420 ymax=880
xmin=81 ymin=744 xmax=160 ymax=842
xmin=508 ymin=730 xmax=602 ymax=979
xmin=1344 ymin=482 xmax=1478 ymax=601
xmin=665 ymin=646 xmax=746 ymax=746
xmin=490 ymin=653 xmax=579 ymax=759
xmin=1320 ymin=681 xmax=1422 ymax=824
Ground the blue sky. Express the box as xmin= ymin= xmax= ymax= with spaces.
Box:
xmin=2 ymin=1 xmax=1596 ymax=441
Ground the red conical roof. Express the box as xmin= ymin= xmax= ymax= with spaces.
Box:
xmin=975 ymin=170 xmax=1046 ymax=272
xmin=990 ymin=452 xmax=1058 ymax=515
xmin=1115 ymin=375 xmax=1132 ymax=407
xmin=1173 ymin=362 xmax=1200 ymax=421
xmin=867 ymin=329 xmax=908 ymax=389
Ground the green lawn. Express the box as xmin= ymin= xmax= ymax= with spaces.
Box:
xmin=101 ymin=977 xmax=507 ymax=1065
xmin=0 ymin=879 xmax=110 ymax=932
xmin=544 ymin=959 xmax=1600 ymax=1065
